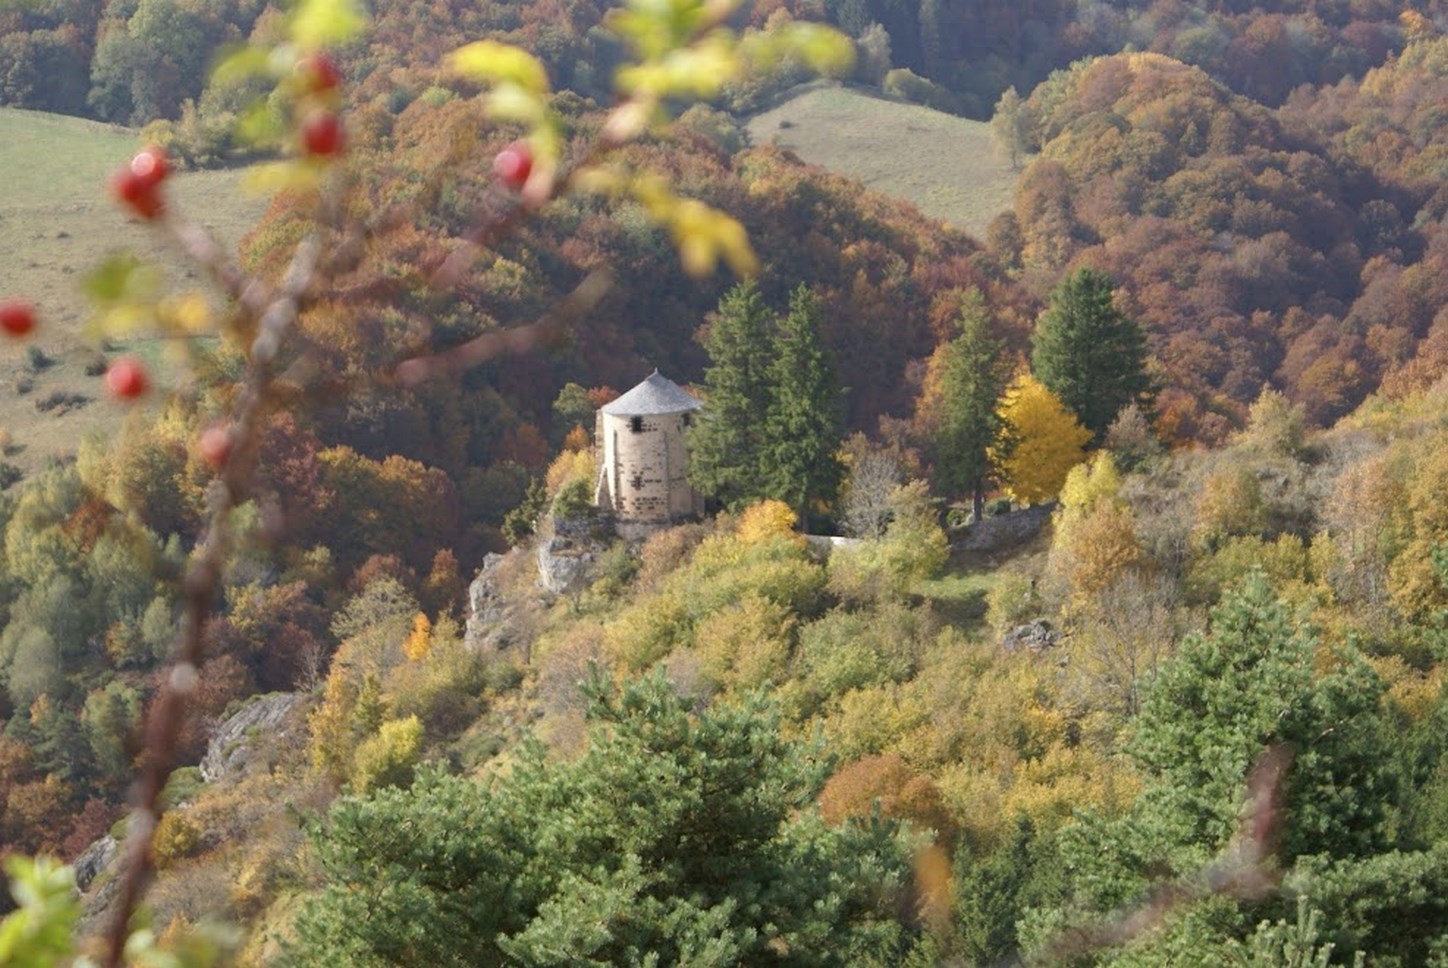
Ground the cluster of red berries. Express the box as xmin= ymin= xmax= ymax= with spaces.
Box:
xmin=3 ymin=296 xmax=151 ymax=403
xmin=296 ymin=52 xmax=345 ymax=160
xmin=111 ymin=145 xmax=170 ymax=221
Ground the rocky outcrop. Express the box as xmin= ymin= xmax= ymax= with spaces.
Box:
xmin=536 ymin=536 xmax=598 ymax=595
xmin=199 ymin=692 xmax=307 ymax=784
xmin=1001 ymin=619 xmax=1061 ymax=652
xmin=955 ymin=503 xmax=1055 ymax=552
xmin=535 ymin=514 xmax=611 ymax=596
xmin=465 ymin=552 xmax=509 ymax=650
xmin=74 ymin=834 xmax=117 ymax=891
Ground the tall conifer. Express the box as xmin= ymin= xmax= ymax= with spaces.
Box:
xmin=1032 ymin=268 xmax=1154 ymax=442
xmin=932 ymin=289 xmax=1011 ymax=522
xmin=687 ymin=281 xmax=775 ymax=510
xmin=764 ymin=286 xmax=844 ymax=521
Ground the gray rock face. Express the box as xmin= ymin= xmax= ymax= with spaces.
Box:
xmin=199 ymin=692 xmax=306 ymax=784
xmin=466 ymin=551 xmax=534 ymax=653
xmin=536 ymin=536 xmax=599 ymax=595
xmin=74 ymin=834 xmax=117 ymax=891
xmin=956 ymin=503 xmax=1054 ymax=552
xmin=465 ymin=552 xmax=507 ymax=648
xmin=535 ymin=515 xmax=610 ymax=596
xmin=1002 ymin=619 xmax=1061 ymax=652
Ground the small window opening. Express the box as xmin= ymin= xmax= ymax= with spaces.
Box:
xmin=630 ymin=416 xmax=644 ymax=433
xmin=682 ymin=412 xmax=692 ymax=427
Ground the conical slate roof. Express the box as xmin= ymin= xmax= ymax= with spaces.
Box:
xmin=601 ymin=370 xmax=702 ymax=416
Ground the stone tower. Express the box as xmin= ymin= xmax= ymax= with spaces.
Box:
xmin=594 ymin=371 xmax=704 ymax=539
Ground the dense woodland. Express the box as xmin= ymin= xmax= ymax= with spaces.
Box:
xmin=3 ymin=0 xmax=1448 ymax=964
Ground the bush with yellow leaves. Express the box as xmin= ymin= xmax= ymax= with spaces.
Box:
xmin=737 ymin=499 xmax=800 ymax=544
xmin=351 ymin=715 xmax=424 ymax=795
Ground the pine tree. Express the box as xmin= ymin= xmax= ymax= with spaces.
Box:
xmin=928 ymin=289 xmax=1010 ymax=523
xmin=291 ymin=673 xmax=918 ymax=966
xmin=1032 ymin=268 xmax=1154 ymax=442
xmin=764 ymin=286 xmax=844 ymax=522
xmin=687 ymin=281 xmax=775 ymax=510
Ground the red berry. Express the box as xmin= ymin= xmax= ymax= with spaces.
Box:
xmin=110 ymin=166 xmax=165 ymax=220
xmin=492 ymin=142 xmax=533 ymax=191
xmin=105 ymin=357 xmax=149 ymax=400
xmin=129 ymin=146 xmax=169 ymax=188
xmin=298 ymin=52 xmax=342 ymax=94
xmin=300 ymin=111 xmax=345 ymax=157
xmin=0 ymin=300 xmax=36 ymax=338
xmin=198 ymin=424 xmax=233 ymax=469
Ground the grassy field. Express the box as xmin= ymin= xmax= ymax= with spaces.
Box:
xmin=0 ymin=109 xmax=267 ymax=476
xmin=746 ymin=85 xmax=1020 ymax=239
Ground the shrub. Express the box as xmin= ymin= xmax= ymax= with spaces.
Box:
xmin=551 ymin=477 xmax=594 ymax=521
xmin=25 ymin=345 xmax=52 ymax=371
xmin=152 ymin=810 xmax=202 ymax=868
xmin=351 ymin=716 xmax=424 ymax=794
xmin=986 ymin=572 xmax=1040 ymax=635
xmin=693 ymin=593 xmax=795 ymax=691
xmin=819 ymin=754 xmax=955 ymax=844
xmin=882 ymin=68 xmax=962 ymax=113
xmin=737 ymin=499 xmax=799 ymax=544
xmin=799 ymin=606 xmax=923 ymax=701
xmin=985 ymin=497 xmax=1013 ymax=518
xmin=828 ymin=485 xmax=947 ymax=603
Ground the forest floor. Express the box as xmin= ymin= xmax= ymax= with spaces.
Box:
xmin=0 ymin=108 xmax=267 ymax=476
xmin=745 ymin=84 xmax=1022 ymax=240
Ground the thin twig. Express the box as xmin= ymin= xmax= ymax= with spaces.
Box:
xmin=97 ymin=207 xmax=327 ymax=968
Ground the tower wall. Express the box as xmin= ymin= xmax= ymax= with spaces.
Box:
xmin=598 ymin=410 xmax=701 ymax=529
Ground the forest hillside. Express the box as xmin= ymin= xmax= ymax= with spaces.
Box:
xmin=1 ymin=0 xmax=1447 ymax=965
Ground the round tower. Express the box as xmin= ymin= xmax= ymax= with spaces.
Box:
xmin=594 ymin=371 xmax=704 ymax=538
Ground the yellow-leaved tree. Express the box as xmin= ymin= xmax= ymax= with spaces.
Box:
xmin=737 ymin=498 xmax=800 ymax=544
xmin=1050 ymin=453 xmax=1142 ymax=607
xmin=993 ymin=372 xmax=1091 ymax=505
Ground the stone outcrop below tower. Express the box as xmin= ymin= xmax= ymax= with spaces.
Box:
xmin=594 ymin=371 xmax=704 ymax=539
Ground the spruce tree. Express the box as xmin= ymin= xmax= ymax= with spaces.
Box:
xmin=687 ymin=280 xmax=775 ymax=510
xmin=1032 ymin=268 xmax=1154 ymax=442
xmin=932 ymin=289 xmax=1010 ymax=523
xmin=764 ymin=286 xmax=843 ymax=521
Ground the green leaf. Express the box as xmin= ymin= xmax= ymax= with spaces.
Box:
xmin=485 ymin=83 xmax=547 ymax=124
xmin=740 ymin=22 xmax=855 ymax=77
xmin=447 ymin=41 xmax=550 ymax=95
xmin=237 ymin=100 xmax=286 ymax=147
xmin=290 ymin=0 xmax=367 ymax=51
xmin=83 ymin=252 xmax=160 ymax=304
xmin=616 ymin=34 xmax=741 ymax=98
xmin=210 ymin=45 xmax=273 ymax=87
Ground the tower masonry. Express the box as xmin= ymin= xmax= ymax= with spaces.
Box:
xmin=594 ymin=371 xmax=705 ymax=539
